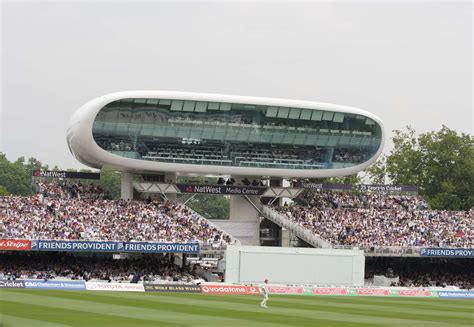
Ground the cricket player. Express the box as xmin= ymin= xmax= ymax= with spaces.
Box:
xmin=260 ymin=279 xmax=269 ymax=308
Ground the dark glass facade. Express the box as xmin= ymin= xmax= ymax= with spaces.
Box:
xmin=92 ymin=98 xmax=382 ymax=170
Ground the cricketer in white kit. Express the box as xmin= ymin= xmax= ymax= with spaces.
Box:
xmin=260 ymin=279 xmax=269 ymax=308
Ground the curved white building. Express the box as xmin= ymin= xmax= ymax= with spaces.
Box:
xmin=67 ymin=91 xmax=384 ymax=178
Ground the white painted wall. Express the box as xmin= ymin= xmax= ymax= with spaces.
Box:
xmin=225 ymin=245 xmax=365 ymax=286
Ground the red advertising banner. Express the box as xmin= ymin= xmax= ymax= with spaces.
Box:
xmin=267 ymin=287 xmax=304 ymax=294
xmin=312 ymin=288 xmax=348 ymax=295
xmin=0 ymin=239 xmax=30 ymax=251
xmin=355 ymin=288 xmax=389 ymax=296
xmin=397 ymin=290 xmax=432 ymax=297
xmin=200 ymin=285 xmax=260 ymax=295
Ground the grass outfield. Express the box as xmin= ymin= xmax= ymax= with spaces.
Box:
xmin=0 ymin=289 xmax=473 ymax=326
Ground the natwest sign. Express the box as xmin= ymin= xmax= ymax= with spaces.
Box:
xmin=85 ymin=282 xmax=144 ymax=292
xmin=201 ymin=284 xmax=260 ymax=295
xmin=312 ymin=288 xmax=348 ymax=295
xmin=0 ymin=239 xmax=30 ymax=251
xmin=176 ymin=184 xmax=267 ymax=196
xmin=355 ymin=288 xmax=389 ymax=296
xmin=267 ymin=287 xmax=304 ymax=294
xmin=397 ymin=290 xmax=432 ymax=297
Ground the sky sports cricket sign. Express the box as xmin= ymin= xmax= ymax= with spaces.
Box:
xmin=28 ymin=240 xmax=200 ymax=254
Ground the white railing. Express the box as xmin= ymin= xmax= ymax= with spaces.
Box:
xmin=261 ymin=206 xmax=332 ymax=249
xmin=333 ymin=245 xmax=423 ymax=256
xmin=182 ymin=205 xmax=241 ymax=247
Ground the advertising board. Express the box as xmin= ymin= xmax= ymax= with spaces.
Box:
xmin=144 ymin=284 xmax=201 ymax=293
xmin=0 ymin=239 xmax=30 ymax=251
xmin=85 ymin=282 xmax=145 ymax=292
xmin=24 ymin=280 xmax=86 ymax=290
xmin=176 ymin=184 xmax=267 ymax=196
xmin=396 ymin=290 xmax=432 ymax=297
xmin=267 ymin=286 xmax=304 ymax=295
xmin=30 ymin=240 xmax=199 ymax=254
xmin=312 ymin=288 xmax=348 ymax=295
xmin=437 ymin=291 xmax=474 ymax=299
xmin=355 ymin=288 xmax=389 ymax=296
xmin=200 ymin=285 xmax=260 ymax=295
xmin=0 ymin=280 xmax=25 ymax=288
xmin=419 ymin=248 xmax=473 ymax=258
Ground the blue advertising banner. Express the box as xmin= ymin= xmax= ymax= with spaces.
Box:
xmin=30 ymin=240 xmax=199 ymax=254
xmin=24 ymin=280 xmax=86 ymax=290
xmin=419 ymin=248 xmax=474 ymax=258
xmin=437 ymin=291 xmax=474 ymax=299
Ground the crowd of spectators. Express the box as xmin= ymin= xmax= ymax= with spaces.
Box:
xmin=34 ymin=181 xmax=109 ymax=200
xmin=366 ymin=257 xmax=473 ymax=290
xmin=0 ymin=182 xmax=233 ymax=245
xmin=277 ymin=190 xmax=472 ymax=248
xmin=332 ymin=148 xmax=370 ymax=163
xmin=95 ymin=135 xmax=370 ymax=167
xmin=0 ymin=252 xmax=202 ymax=284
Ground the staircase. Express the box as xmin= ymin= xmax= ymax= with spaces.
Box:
xmin=261 ymin=205 xmax=333 ymax=249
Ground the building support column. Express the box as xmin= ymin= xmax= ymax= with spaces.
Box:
xmin=229 ymin=175 xmax=260 ymax=245
xmin=281 ymin=227 xmax=290 ymax=247
xmin=121 ymin=172 xmax=133 ymax=200
xmin=164 ymin=172 xmax=177 ymax=202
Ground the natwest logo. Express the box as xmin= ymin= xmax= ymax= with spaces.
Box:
xmin=201 ymin=285 xmax=259 ymax=295
xmin=312 ymin=288 xmax=348 ymax=295
xmin=268 ymin=287 xmax=304 ymax=294
xmin=397 ymin=290 xmax=431 ymax=297
xmin=355 ymin=288 xmax=389 ymax=296
xmin=0 ymin=239 xmax=30 ymax=251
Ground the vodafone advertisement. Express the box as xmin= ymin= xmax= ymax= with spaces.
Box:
xmin=355 ymin=288 xmax=389 ymax=296
xmin=0 ymin=239 xmax=30 ymax=251
xmin=86 ymin=282 xmax=145 ymax=292
xmin=267 ymin=286 xmax=304 ymax=295
xmin=396 ymin=289 xmax=432 ymax=297
xmin=312 ymin=288 xmax=349 ymax=295
xmin=201 ymin=284 xmax=260 ymax=295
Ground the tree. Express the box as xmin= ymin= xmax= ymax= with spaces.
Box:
xmin=99 ymin=168 xmax=121 ymax=199
xmin=0 ymin=185 xmax=10 ymax=196
xmin=366 ymin=155 xmax=387 ymax=184
xmin=0 ymin=153 xmax=35 ymax=196
xmin=386 ymin=127 xmax=425 ymax=186
xmin=306 ymin=173 xmax=362 ymax=185
xmin=187 ymin=195 xmax=230 ymax=220
xmin=373 ymin=126 xmax=473 ymax=210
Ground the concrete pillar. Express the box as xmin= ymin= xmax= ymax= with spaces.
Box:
xmin=121 ymin=172 xmax=133 ymax=200
xmin=270 ymin=177 xmax=284 ymax=206
xmin=229 ymin=175 xmax=260 ymax=245
xmin=281 ymin=228 xmax=290 ymax=247
xmin=164 ymin=172 xmax=177 ymax=202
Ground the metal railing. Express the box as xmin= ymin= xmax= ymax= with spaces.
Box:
xmin=182 ymin=205 xmax=241 ymax=246
xmin=261 ymin=206 xmax=332 ymax=249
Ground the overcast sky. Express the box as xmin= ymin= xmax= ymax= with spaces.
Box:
xmin=1 ymin=1 xmax=472 ymax=170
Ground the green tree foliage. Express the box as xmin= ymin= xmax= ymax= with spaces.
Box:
xmin=306 ymin=173 xmax=362 ymax=186
xmin=0 ymin=153 xmax=47 ymax=196
xmin=0 ymin=185 xmax=10 ymax=196
xmin=176 ymin=176 xmax=230 ymax=219
xmin=371 ymin=126 xmax=473 ymax=210
xmin=365 ymin=155 xmax=387 ymax=184
xmin=99 ymin=168 xmax=121 ymax=200
xmin=187 ymin=195 xmax=230 ymax=220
